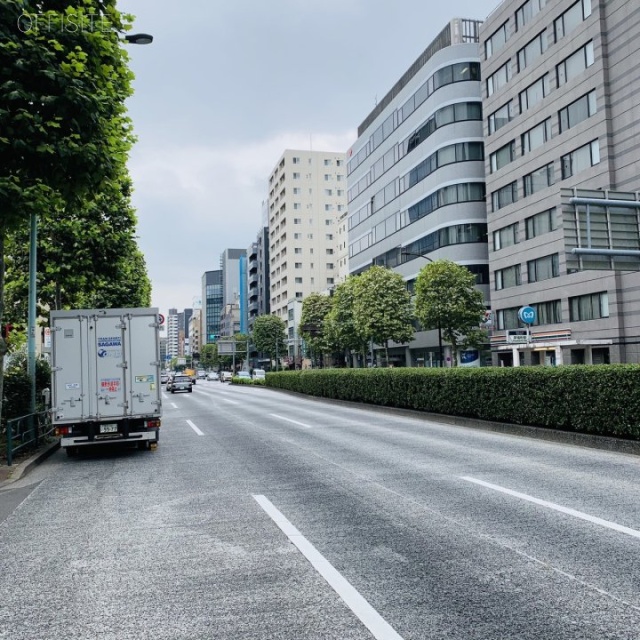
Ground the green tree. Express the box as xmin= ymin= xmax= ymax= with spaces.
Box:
xmin=0 ymin=1 xmax=137 ymax=425
xmin=324 ymin=276 xmax=369 ymax=367
xmin=299 ymin=292 xmax=333 ymax=367
xmin=199 ymin=343 xmax=218 ymax=370
xmin=252 ymin=315 xmax=286 ymax=371
xmin=413 ymin=260 xmax=487 ymax=366
xmin=352 ymin=266 xmax=414 ymax=366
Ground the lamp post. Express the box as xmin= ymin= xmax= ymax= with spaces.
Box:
xmin=26 ymin=31 xmax=153 ymax=414
xmin=400 ymin=250 xmax=444 ymax=368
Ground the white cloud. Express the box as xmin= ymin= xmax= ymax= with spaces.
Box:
xmin=129 ymin=129 xmax=356 ymax=316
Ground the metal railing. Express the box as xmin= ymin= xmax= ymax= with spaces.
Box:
xmin=5 ymin=410 xmax=54 ymax=466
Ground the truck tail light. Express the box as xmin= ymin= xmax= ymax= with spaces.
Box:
xmin=145 ymin=419 xmax=161 ymax=428
xmin=55 ymin=426 xmax=72 ymax=436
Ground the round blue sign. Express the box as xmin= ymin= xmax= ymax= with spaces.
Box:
xmin=518 ymin=306 xmax=537 ymax=325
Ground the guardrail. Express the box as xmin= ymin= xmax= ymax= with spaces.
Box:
xmin=5 ymin=410 xmax=55 ymax=466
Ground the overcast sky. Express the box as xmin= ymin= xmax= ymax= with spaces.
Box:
xmin=118 ymin=0 xmax=498 ymax=320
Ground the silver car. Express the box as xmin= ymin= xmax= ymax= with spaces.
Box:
xmin=169 ymin=375 xmax=192 ymax=393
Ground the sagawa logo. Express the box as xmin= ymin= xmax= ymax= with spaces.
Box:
xmin=98 ymin=336 xmax=122 ymax=358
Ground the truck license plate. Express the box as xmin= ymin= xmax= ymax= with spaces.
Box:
xmin=100 ymin=423 xmax=118 ymax=434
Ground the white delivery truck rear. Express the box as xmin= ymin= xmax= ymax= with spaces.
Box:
xmin=50 ymin=307 xmax=162 ymax=455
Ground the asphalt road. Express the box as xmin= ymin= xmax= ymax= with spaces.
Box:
xmin=1 ymin=381 xmax=639 ymax=639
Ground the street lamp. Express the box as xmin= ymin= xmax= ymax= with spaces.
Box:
xmin=26 ymin=30 xmax=154 ymax=414
xmin=400 ymin=249 xmax=444 ymax=368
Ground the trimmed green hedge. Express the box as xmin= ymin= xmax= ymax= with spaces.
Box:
xmin=265 ymin=366 xmax=640 ymax=440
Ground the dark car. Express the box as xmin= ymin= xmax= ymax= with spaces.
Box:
xmin=168 ymin=375 xmax=192 ymax=393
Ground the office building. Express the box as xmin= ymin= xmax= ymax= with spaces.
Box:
xmin=201 ymin=270 xmax=223 ymax=344
xmin=220 ymin=248 xmax=247 ymax=333
xmin=347 ymin=18 xmax=488 ymax=366
xmin=267 ymin=149 xmax=348 ymax=352
xmin=481 ymin=0 xmax=640 ymax=364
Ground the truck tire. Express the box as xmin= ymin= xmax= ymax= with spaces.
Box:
xmin=188 ymin=387 xmax=193 ymax=393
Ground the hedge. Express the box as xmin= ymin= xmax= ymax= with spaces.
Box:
xmin=265 ymin=366 xmax=640 ymax=440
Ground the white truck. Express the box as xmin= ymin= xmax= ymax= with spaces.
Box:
xmin=50 ymin=307 xmax=162 ymax=455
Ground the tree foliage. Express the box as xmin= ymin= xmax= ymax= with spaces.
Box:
xmin=0 ymin=1 xmax=141 ymax=425
xmin=199 ymin=343 xmax=218 ymax=370
xmin=413 ymin=260 xmax=487 ymax=366
xmin=324 ymin=276 xmax=369 ymax=365
xmin=299 ymin=292 xmax=333 ymax=363
xmin=251 ymin=315 xmax=286 ymax=370
xmin=352 ymin=266 xmax=414 ymax=366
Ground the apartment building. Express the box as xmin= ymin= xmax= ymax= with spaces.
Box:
xmin=267 ymin=149 xmax=348 ymax=324
xmin=347 ymin=18 xmax=488 ymax=366
xmin=481 ymin=0 xmax=640 ymax=365
xmin=166 ymin=308 xmax=179 ymax=359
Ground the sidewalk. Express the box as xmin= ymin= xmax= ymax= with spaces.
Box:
xmin=0 ymin=439 xmax=59 ymax=488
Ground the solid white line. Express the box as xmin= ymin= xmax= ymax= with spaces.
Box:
xmin=270 ymin=413 xmax=312 ymax=429
xmin=461 ymin=476 xmax=640 ymax=540
xmin=223 ymin=398 xmax=239 ymax=405
xmin=186 ymin=419 xmax=205 ymax=436
xmin=253 ymin=495 xmax=404 ymax=640
xmin=171 ymin=403 xmax=178 ymax=409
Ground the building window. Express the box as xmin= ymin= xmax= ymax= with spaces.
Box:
xmin=326 ymin=263 xmax=334 ymax=270
xmin=324 ymin=174 xmax=331 ymax=181
xmin=293 ymin=187 xmax=301 ymax=194
xmin=569 ymin=291 xmax=608 ymax=321
xmin=517 ymin=30 xmax=548 ymax=72
xmin=493 ymin=222 xmax=519 ymax=250
xmin=324 ymin=159 xmax=332 ymax=166
xmin=495 ymin=264 xmax=521 ymax=290
xmin=516 ymin=0 xmax=547 ymax=31
xmin=326 ymin=248 xmax=334 ymax=255
xmin=295 ymin=292 xmax=303 ymax=299
xmin=523 ymin=162 xmax=555 ymax=196
xmin=326 ymin=234 xmax=333 ymax=240
xmin=325 ymin=204 xmax=333 ymax=211
xmin=555 ymin=0 xmax=592 ymax=42
xmin=324 ymin=189 xmax=333 ymax=196
xmin=525 ymin=208 xmax=557 ymax=239
xmin=327 ymin=278 xmax=335 ymax=285
xmin=559 ymin=90 xmax=597 ymax=133
xmin=295 ymin=263 xmax=302 ymax=269
xmin=295 ymin=277 xmax=303 ymax=284
xmin=293 ymin=218 xmax=302 ymax=224
xmin=532 ymin=299 xmax=562 ymax=325
xmin=325 ymin=219 xmax=332 ymax=226
xmin=336 ymin=159 xmax=342 ymax=166
xmin=561 ymin=140 xmax=600 ymax=179
xmin=497 ymin=307 xmax=520 ymax=330
xmin=485 ymin=21 xmax=509 ymax=59
xmin=293 ymin=172 xmax=300 ymax=179
xmin=294 ymin=247 xmax=302 ymax=254
xmin=519 ymin=74 xmax=550 ymax=112
xmin=557 ymin=41 xmax=594 ymax=87
xmin=293 ymin=203 xmax=301 ymax=210
xmin=521 ymin=118 xmax=551 ymax=154
xmin=492 ymin=181 xmax=518 ymax=212
xmin=527 ymin=253 xmax=559 ymax=282
xmin=488 ymin=101 xmax=513 ymax=135
xmin=487 ymin=61 xmax=512 ymax=96
xmin=490 ymin=141 xmax=516 ymax=173
xmin=294 ymin=232 xmax=301 ymax=239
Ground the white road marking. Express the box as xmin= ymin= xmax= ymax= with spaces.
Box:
xmin=270 ymin=413 xmax=312 ymax=429
xmin=171 ymin=403 xmax=178 ymax=409
xmin=253 ymin=495 xmax=404 ymax=640
xmin=223 ymin=398 xmax=239 ymax=405
xmin=186 ymin=419 xmax=205 ymax=436
xmin=462 ymin=476 xmax=640 ymax=540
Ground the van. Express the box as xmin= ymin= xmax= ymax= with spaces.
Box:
xmin=252 ymin=369 xmax=266 ymax=380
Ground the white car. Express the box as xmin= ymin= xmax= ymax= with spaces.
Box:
xmin=220 ymin=371 xmax=233 ymax=382
xmin=252 ymin=369 xmax=266 ymax=380
xmin=206 ymin=371 xmax=218 ymax=381
xmin=235 ymin=371 xmax=252 ymax=381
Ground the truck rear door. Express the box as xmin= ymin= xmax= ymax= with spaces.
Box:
xmin=125 ymin=312 xmax=161 ymax=416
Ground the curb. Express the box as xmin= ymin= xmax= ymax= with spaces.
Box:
xmin=0 ymin=439 xmax=60 ymax=489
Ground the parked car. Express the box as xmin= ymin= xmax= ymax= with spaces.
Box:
xmin=235 ymin=371 xmax=252 ymax=381
xmin=168 ymin=374 xmax=192 ymax=393
xmin=220 ymin=371 xmax=233 ymax=382
xmin=206 ymin=371 xmax=218 ymax=381
xmin=252 ymin=369 xmax=266 ymax=381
